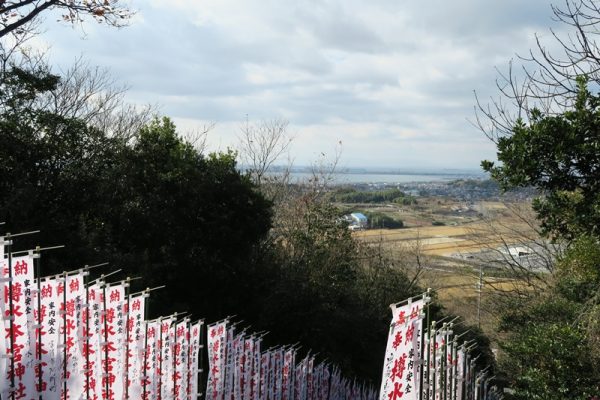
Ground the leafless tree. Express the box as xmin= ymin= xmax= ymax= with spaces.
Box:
xmin=31 ymin=57 xmax=156 ymax=140
xmin=0 ymin=0 xmax=134 ymax=38
xmin=458 ymin=202 xmax=562 ymax=304
xmin=0 ymin=48 xmax=158 ymax=140
xmin=304 ymin=140 xmax=343 ymax=202
xmin=184 ymin=121 xmax=215 ymax=155
xmin=238 ymin=118 xmax=293 ymax=187
xmin=474 ymin=0 xmax=600 ymax=143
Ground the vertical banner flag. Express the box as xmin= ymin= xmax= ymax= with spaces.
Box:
xmin=143 ymin=319 xmax=160 ymax=400
xmin=161 ymin=317 xmax=176 ymax=399
xmin=1 ymin=255 xmax=35 ymax=399
xmin=101 ymin=283 xmax=126 ymax=400
xmin=251 ymin=337 xmax=261 ymax=400
xmin=243 ymin=336 xmax=254 ymax=400
xmin=126 ymin=293 xmax=146 ymax=399
xmin=282 ymin=347 xmax=294 ymax=400
xmin=86 ymin=283 xmax=104 ymax=400
xmin=259 ymin=350 xmax=270 ymax=400
xmin=61 ymin=272 xmax=85 ymax=400
xmin=206 ymin=320 xmax=227 ymax=400
xmin=188 ymin=320 xmax=203 ymax=400
xmin=38 ymin=277 xmax=62 ymax=400
xmin=456 ymin=346 xmax=465 ymax=400
xmin=174 ymin=319 xmax=189 ymax=400
xmin=379 ymin=297 xmax=425 ymax=400
xmin=224 ymin=326 xmax=235 ymax=400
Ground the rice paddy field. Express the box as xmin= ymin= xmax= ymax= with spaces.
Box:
xmin=349 ymin=199 xmax=544 ymax=336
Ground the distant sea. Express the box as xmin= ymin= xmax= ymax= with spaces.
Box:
xmin=272 ymin=167 xmax=487 ymax=185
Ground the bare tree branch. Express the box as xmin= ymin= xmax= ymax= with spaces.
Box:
xmin=0 ymin=0 xmax=134 ymax=38
xmin=238 ymin=118 xmax=293 ymax=187
xmin=473 ymin=0 xmax=600 ymax=141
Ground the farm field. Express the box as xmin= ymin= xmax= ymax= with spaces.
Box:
xmin=348 ymin=198 xmax=542 ymax=337
xmin=353 ymin=220 xmax=534 ymax=256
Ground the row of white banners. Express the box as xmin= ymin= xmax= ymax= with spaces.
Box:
xmin=0 ymin=239 xmax=381 ymax=400
xmin=205 ymin=321 xmax=377 ymax=400
xmin=378 ymin=296 xmax=493 ymax=400
xmin=0 ymin=239 xmax=493 ymax=400
xmin=0 ymin=247 xmax=203 ymax=400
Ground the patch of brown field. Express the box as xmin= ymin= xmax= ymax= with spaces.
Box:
xmin=417 ymin=267 xmax=532 ymax=332
xmin=353 ymin=217 xmax=537 ymax=256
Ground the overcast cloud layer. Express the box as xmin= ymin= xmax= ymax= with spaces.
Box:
xmin=37 ymin=0 xmax=561 ymax=169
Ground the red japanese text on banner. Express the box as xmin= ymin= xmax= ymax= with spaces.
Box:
xmin=37 ymin=277 xmax=62 ymax=400
xmin=233 ymin=332 xmax=244 ymax=400
xmin=101 ymin=283 xmax=125 ymax=400
xmin=243 ymin=337 xmax=254 ymax=400
xmin=259 ymin=350 xmax=270 ymax=400
xmin=251 ymin=338 xmax=261 ymax=400
xmin=1 ymin=255 xmax=36 ymax=399
xmin=125 ymin=293 xmax=146 ymax=399
xmin=273 ymin=347 xmax=283 ymax=400
xmin=223 ymin=326 xmax=234 ymax=400
xmin=160 ymin=317 xmax=175 ymax=399
xmin=59 ymin=272 xmax=85 ymax=399
xmin=206 ymin=321 xmax=227 ymax=400
xmin=142 ymin=319 xmax=159 ymax=400
xmin=379 ymin=298 xmax=425 ymax=400
xmin=174 ymin=319 xmax=188 ymax=400
xmin=188 ymin=320 xmax=203 ymax=400
xmin=281 ymin=348 xmax=294 ymax=400
xmin=84 ymin=283 xmax=104 ymax=399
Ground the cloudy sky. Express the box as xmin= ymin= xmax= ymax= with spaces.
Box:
xmin=36 ymin=0 xmax=561 ymax=170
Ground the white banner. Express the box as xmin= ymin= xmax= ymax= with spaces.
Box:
xmin=142 ymin=319 xmax=159 ymax=400
xmin=233 ymin=332 xmax=244 ymax=400
xmin=174 ymin=319 xmax=189 ymax=400
xmin=206 ymin=321 xmax=227 ymax=400
xmin=126 ymin=293 xmax=146 ymax=399
xmin=60 ymin=272 xmax=85 ymax=399
xmin=188 ymin=320 xmax=203 ymax=400
xmin=379 ymin=298 xmax=425 ymax=400
xmin=243 ymin=337 xmax=254 ymax=400
xmin=37 ymin=277 xmax=62 ymax=400
xmin=100 ymin=283 xmax=126 ymax=400
xmin=455 ymin=347 xmax=465 ymax=400
xmin=85 ymin=283 xmax=104 ymax=399
xmin=161 ymin=317 xmax=176 ymax=399
xmin=0 ymin=255 xmax=36 ymax=399
xmin=273 ymin=347 xmax=283 ymax=400
xmin=281 ymin=348 xmax=294 ymax=400
xmin=224 ymin=327 xmax=234 ymax=400
xmin=259 ymin=350 xmax=270 ymax=400
xmin=251 ymin=338 xmax=261 ymax=400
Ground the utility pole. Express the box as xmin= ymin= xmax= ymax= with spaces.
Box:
xmin=477 ymin=265 xmax=484 ymax=329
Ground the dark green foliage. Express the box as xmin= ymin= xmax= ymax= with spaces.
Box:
xmin=555 ymin=235 xmax=600 ymax=302
xmin=329 ymin=187 xmax=416 ymax=205
xmin=483 ymin=80 xmax=600 ymax=395
xmin=0 ymin=66 xmax=272 ymax=324
xmin=0 ymin=66 xmax=124 ymax=267
xmin=100 ymin=118 xmax=273 ymax=320
xmin=498 ymin=295 xmax=600 ymax=399
xmin=0 ymin=63 xmax=494 ymax=385
xmin=482 ymin=77 xmax=600 ymax=240
xmin=364 ymin=211 xmax=404 ymax=229
xmin=254 ymin=202 xmax=419 ymax=381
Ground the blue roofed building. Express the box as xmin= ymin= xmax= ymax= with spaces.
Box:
xmin=350 ymin=212 xmax=368 ymax=229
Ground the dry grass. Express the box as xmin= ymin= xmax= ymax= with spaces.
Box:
xmin=353 ymin=219 xmax=534 ymax=257
xmin=351 ymin=200 xmax=543 ymax=337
